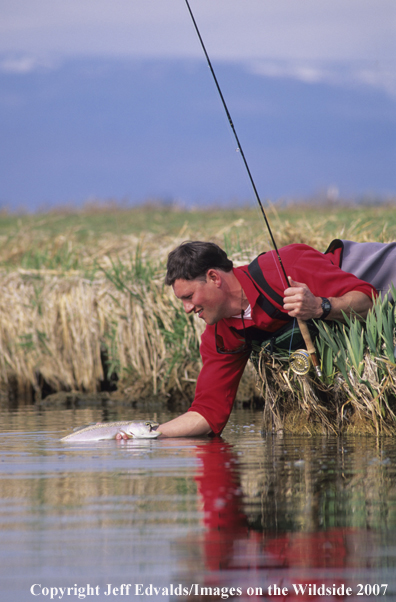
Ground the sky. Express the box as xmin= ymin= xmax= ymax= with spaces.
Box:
xmin=1 ymin=0 xmax=395 ymax=212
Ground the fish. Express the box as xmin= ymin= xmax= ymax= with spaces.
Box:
xmin=60 ymin=420 xmax=161 ymax=442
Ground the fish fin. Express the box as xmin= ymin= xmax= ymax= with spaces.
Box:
xmin=118 ymin=430 xmax=132 ymax=440
xmin=72 ymin=422 xmax=97 ymax=433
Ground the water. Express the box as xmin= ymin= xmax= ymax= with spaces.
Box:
xmin=1 ymin=403 xmax=396 ymax=601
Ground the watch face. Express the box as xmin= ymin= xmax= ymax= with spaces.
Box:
xmin=322 ymin=299 xmax=331 ymax=312
xmin=321 ymin=298 xmax=331 ymax=319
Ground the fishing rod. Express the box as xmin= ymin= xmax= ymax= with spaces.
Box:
xmin=184 ymin=0 xmax=322 ymax=379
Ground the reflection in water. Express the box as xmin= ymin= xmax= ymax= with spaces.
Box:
xmin=195 ymin=439 xmax=249 ymax=572
xmin=174 ymin=435 xmax=396 ymax=600
xmin=1 ymin=407 xmax=396 ymax=601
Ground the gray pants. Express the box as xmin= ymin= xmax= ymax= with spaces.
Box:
xmin=327 ymin=239 xmax=396 ymax=302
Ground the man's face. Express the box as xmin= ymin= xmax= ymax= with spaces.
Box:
xmin=172 ymin=272 xmax=226 ymax=326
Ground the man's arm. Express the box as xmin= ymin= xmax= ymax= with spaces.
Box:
xmin=283 ymin=277 xmax=374 ymax=321
xmin=157 ymin=411 xmax=212 ymax=438
xmin=115 ymin=411 xmax=211 ymax=439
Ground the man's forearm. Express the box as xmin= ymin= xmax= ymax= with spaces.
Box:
xmin=322 ymin=291 xmax=374 ymax=321
xmin=157 ymin=411 xmax=212 ymax=437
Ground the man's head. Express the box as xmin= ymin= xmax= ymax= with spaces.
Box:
xmin=165 ymin=242 xmax=235 ymax=325
xmin=165 ymin=241 xmax=233 ymax=286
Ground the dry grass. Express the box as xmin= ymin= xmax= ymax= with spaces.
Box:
xmin=0 ymin=266 xmax=204 ymax=402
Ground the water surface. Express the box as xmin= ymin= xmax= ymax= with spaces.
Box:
xmin=1 ymin=404 xmax=396 ymax=601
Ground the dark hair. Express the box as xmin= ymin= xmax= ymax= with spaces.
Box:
xmin=165 ymin=241 xmax=233 ymax=286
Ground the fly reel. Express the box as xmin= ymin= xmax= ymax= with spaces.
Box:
xmin=289 ymin=349 xmax=310 ymax=375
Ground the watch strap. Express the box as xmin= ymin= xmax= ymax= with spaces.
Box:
xmin=320 ymin=297 xmax=332 ymax=320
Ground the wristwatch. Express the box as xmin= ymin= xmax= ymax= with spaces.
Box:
xmin=320 ymin=297 xmax=332 ymax=320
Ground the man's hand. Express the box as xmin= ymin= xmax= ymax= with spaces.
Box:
xmin=283 ymin=277 xmax=322 ymax=320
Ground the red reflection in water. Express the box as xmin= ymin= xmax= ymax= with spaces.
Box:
xmin=195 ymin=438 xmax=249 ymax=571
xmin=185 ymin=438 xmax=376 ymax=600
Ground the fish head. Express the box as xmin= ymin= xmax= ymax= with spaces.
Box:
xmin=121 ymin=420 xmax=161 ymax=439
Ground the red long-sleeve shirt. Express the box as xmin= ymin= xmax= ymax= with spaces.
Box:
xmin=188 ymin=244 xmax=377 ymax=434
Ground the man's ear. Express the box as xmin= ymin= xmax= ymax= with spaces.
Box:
xmin=206 ymin=269 xmax=222 ymax=287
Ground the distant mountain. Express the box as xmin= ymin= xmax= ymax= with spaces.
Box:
xmin=0 ymin=57 xmax=395 ymax=211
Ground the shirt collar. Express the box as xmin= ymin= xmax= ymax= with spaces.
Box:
xmin=222 ymin=266 xmax=260 ymax=328
xmin=233 ymin=265 xmax=260 ymax=306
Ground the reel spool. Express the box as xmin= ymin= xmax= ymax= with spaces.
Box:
xmin=289 ymin=349 xmax=310 ymax=375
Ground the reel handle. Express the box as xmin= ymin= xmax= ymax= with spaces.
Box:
xmin=297 ymin=318 xmax=323 ymax=379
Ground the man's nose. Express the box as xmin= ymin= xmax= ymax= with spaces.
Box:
xmin=183 ymin=300 xmax=194 ymax=313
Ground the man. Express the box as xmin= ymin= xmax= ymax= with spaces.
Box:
xmin=120 ymin=241 xmax=375 ymax=440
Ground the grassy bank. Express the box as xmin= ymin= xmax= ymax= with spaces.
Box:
xmin=0 ymin=201 xmax=395 ymax=433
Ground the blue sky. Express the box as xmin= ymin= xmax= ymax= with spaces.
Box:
xmin=1 ymin=0 xmax=395 ymax=211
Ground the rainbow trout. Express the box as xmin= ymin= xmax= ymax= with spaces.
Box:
xmin=60 ymin=420 xmax=161 ymax=442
